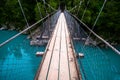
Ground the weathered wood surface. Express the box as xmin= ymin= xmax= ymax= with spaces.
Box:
xmin=35 ymin=13 xmax=81 ymax=80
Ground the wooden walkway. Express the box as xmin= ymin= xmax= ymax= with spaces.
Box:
xmin=35 ymin=13 xmax=81 ymax=80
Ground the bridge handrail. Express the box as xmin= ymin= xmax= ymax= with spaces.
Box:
xmin=67 ymin=25 xmax=82 ymax=79
xmin=34 ymin=27 xmax=53 ymax=80
xmin=0 ymin=11 xmax=57 ymax=47
xmin=34 ymin=11 xmax=60 ymax=80
xmin=66 ymin=11 xmax=120 ymax=55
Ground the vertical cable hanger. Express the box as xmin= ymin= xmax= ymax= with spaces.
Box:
xmin=35 ymin=0 xmax=44 ymax=44
xmin=80 ymin=0 xmax=91 ymax=52
xmin=18 ymin=0 xmax=31 ymax=36
xmin=86 ymin=0 xmax=107 ymax=44
xmin=42 ymin=0 xmax=51 ymax=38
xmin=82 ymin=0 xmax=107 ymax=52
xmin=76 ymin=1 xmax=83 ymax=16
xmin=42 ymin=0 xmax=48 ymax=15
xmin=36 ymin=0 xmax=43 ymax=19
xmin=81 ymin=0 xmax=91 ymax=21
xmin=18 ymin=0 xmax=29 ymax=28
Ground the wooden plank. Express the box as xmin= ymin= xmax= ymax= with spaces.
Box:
xmin=36 ymin=13 xmax=81 ymax=80
xmin=47 ymin=17 xmax=62 ymax=80
xmin=59 ymin=13 xmax=70 ymax=80
xmin=38 ymin=16 xmax=60 ymax=80
xmin=64 ymin=18 xmax=79 ymax=80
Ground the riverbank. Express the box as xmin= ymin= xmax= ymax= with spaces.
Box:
xmin=0 ymin=23 xmax=119 ymax=47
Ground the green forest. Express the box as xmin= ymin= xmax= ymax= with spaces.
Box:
xmin=0 ymin=0 xmax=120 ymax=44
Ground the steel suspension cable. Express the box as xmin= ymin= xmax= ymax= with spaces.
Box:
xmin=81 ymin=0 xmax=90 ymax=21
xmin=76 ymin=1 xmax=83 ymax=16
xmin=69 ymin=5 xmax=78 ymax=12
xmin=42 ymin=0 xmax=48 ymax=15
xmin=35 ymin=0 xmax=45 ymax=40
xmin=0 ymin=12 xmax=56 ymax=47
xmin=44 ymin=2 xmax=56 ymax=11
xmin=18 ymin=0 xmax=32 ymax=37
xmin=69 ymin=1 xmax=83 ymax=12
xmin=66 ymin=11 xmax=120 ymax=55
xmin=93 ymin=0 xmax=107 ymax=29
xmin=36 ymin=0 xmax=43 ymax=19
xmin=82 ymin=0 xmax=107 ymax=54
xmin=41 ymin=0 xmax=51 ymax=38
xmin=18 ymin=0 xmax=29 ymax=27
xmin=85 ymin=0 xmax=107 ymax=45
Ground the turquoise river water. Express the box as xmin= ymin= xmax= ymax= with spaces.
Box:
xmin=0 ymin=30 xmax=120 ymax=80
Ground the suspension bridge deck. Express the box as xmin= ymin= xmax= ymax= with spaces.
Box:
xmin=35 ymin=13 xmax=81 ymax=80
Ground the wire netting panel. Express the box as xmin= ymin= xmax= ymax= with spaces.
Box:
xmin=74 ymin=41 xmax=120 ymax=80
xmin=64 ymin=11 xmax=88 ymax=39
xmin=64 ymin=11 xmax=120 ymax=80
xmin=0 ymin=30 xmax=45 ymax=80
xmin=41 ymin=11 xmax=61 ymax=38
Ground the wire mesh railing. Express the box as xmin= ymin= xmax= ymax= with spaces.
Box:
xmin=0 ymin=11 xmax=60 ymax=80
xmin=0 ymin=31 xmax=45 ymax=80
xmin=64 ymin=11 xmax=120 ymax=80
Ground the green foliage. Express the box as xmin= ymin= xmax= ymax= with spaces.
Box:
xmin=0 ymin=0 xmax=119 ymax=43
xmin=49 ymin=0 xmax=58 ymax=9
xmin=34 ymin=2 xmax=45 ymax=21
xmin=75 ymin=0 xmax=120 ymax=43
xmin=83 ymin=10 xmax=91 ymax=24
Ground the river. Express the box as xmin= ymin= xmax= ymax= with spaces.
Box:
xmin=0 ymin=30 xmax=120 ymax=80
